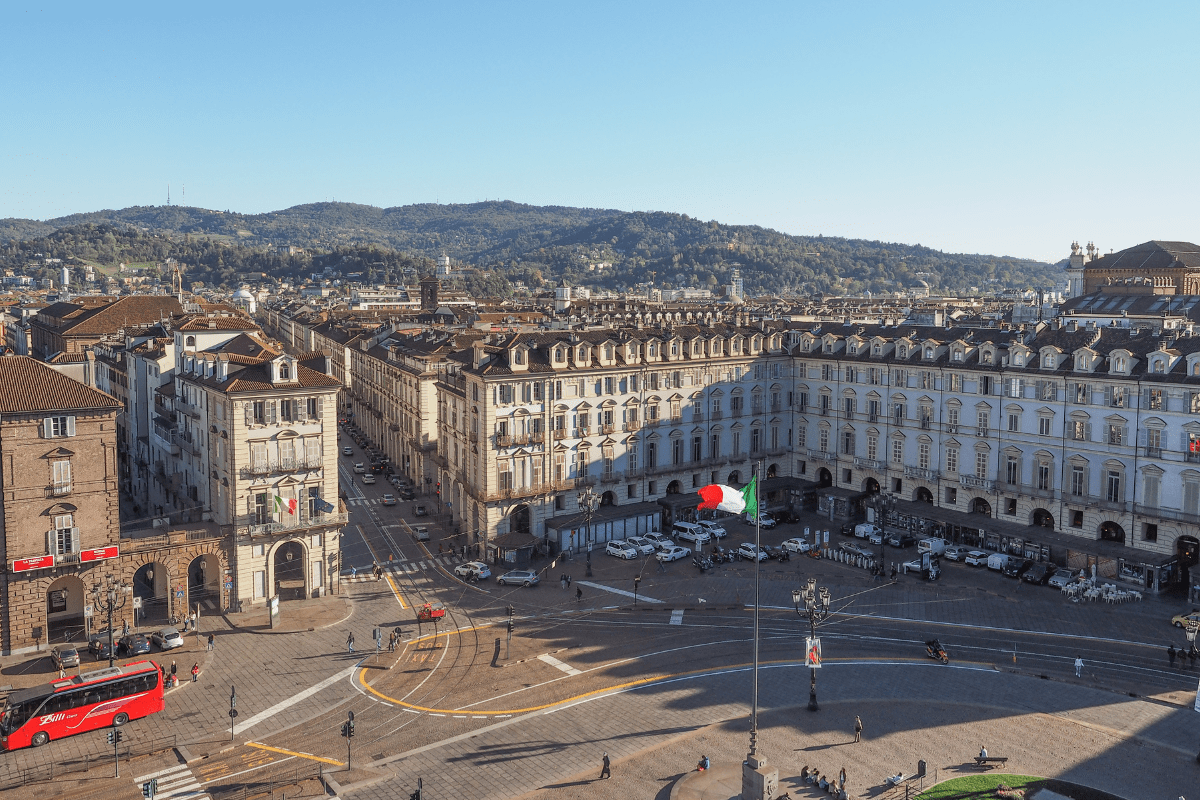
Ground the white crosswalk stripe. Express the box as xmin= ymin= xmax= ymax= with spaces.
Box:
xmin=134 ymin=764 xmax=210 ymax=800
xmin=344 ymin=557 xmax=458 ymax=581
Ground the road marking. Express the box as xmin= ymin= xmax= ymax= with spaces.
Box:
xmin=136 ymin=764 xmax=195 ymax=782
xmin=201 ymin=755 xmax=297 ymax=785
xmin=670 ymin=610 xmax=684 ymax=625
xmin=134 ymin=764 xmax=209 ymax=800
xmin=537 ymin=653 xmax=583 ymax=676
xmin=576 ymin=580 xmax=663 ymax=603
xmin=233 ymin=662 xmax=361 ymax=735
xmin=245 ymin=742 xmax=343 ymax=766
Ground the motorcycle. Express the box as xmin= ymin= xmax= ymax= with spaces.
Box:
xmin=692 ymin=557 xmax=710 ymax=573
xmin=925 ymin=639 xmax=949 ymax=664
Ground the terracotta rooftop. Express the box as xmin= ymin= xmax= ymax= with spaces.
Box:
xmin=0 ymin=355 xmax=120 ymax=414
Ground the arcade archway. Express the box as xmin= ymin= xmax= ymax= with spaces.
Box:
xmin=970 ymin=497 xmax=991 ymax=515
xmin=914 ymin=487 xmax=934 ymax=504
xmin=133 ymin=561 xmax=170 ymax=623
xmin=600 ymin=491 xmax=617 ymax=506
xmin=46 ymin=575 xmax=85 ymax=644
xmin=817 ymin=468 xmax=833 ymax=488
xmin=863 ymin=477 xmax=880 ymax=494
xmin=767 ymin=463 xmax=778 ymax=478
xmin=273 ymin=541 xmax=308 ymax=601
xmin=510 ymin=504 xmax=531 ymax=535
xmin=188 ymin=554 xmax=222 ymax=612
xmin=1032 ymin=508 xmax=1054 ymax=529
xmin=728 ymin=471 xmax=741 ymax=485
xmin=666 ymin=480 xmax=682 ymax=494
xmin=1099 ymin=521 xmax=1125 ymax=544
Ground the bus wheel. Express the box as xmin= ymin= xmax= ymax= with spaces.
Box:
xmin=31 ymin=731 xmax=49 ymax=747
xmin=113 ymin=713 xmax=129 ymax=726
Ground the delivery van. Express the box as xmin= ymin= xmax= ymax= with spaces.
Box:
xmin=986 ymin=553 xmax=1012 ymax=571
xmin=918 ymin=537 xmax=947 ymax=556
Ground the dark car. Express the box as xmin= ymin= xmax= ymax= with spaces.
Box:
xmin=1002 ymin=558 xmax=1035 ymax=578
xmin=88 ymin=634 xmax=113 ymax=660
xmin=1021 ymin=562 xmax=1054 ymax=585
xmin=399 ymin=488 xmax=415 ymax=500
xmin=886 ymin=532 xmax=917 ymax=548
xmin=118 ymin=633 xmax=151 ymax=656
xmin=414 ymin=505 xmax=429 ymax=516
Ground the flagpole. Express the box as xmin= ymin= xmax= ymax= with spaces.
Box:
xmin=749 ymin=464 xmax=761 ymax=759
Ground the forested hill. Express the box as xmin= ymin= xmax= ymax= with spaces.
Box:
xmin=0 ymin=201 xmax=1062 ymax=295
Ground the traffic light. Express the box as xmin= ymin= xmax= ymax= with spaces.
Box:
xmin=107 ymin=729 xmax=124 ymax=744
xmin=347 ymin=710 xmax=355 ymax=737
xmin=435 ymin=482 xmax=441 ymax=496
xmin=507 ymin=619 xmax=514 ymax=633
xmin=506 ymin=605 xmax=514 ymax=618
xmin=142 ymin=779 xmax=158 ymax=798
xmin=410 ymin=791 xmax=421 ymax=800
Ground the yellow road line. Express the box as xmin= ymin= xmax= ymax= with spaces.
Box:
xmin=386 ymin=573 xmax=406 ymax=609
xmin=245 ymin=741 xmax=343 ymax=766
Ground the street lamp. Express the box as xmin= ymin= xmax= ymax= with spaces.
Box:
xmin=91 ymin=574 xmax=129 ymax=668
xmin=792 ymin=578 xmax=832 ymax=711
xmin=868 ymin=492 xmax=896 ymax=569
xmin=1185 ymin=618 xmax=1199 ymax=659
xmin=577 ymin=486 xmax=599 ymax=578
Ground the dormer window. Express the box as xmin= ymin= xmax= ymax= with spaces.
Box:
xmin=279 ymin=362 xmax=291 ymax=380
xmin=924 ymin=348 xmax=933 ymax=360
xmin=1153 ymin=360 xmax=1164 ymax=374
xmin=648 ymin=344 xmax=657 ymax=358
xmin=982 ymin=351 xmax=992 ymax=365
xmin=555 ymin=347 xmax=565 ymax=362
xmin=873 ymin=344 xmax=881 ymax=355
xmin=1044 ymin=354 xmax=1055 ymax=368
xmin=1114 ymin=357 xmax=1127 ymax=372
xmin=604 ymin=344 xmax=614 ymax=360
xmin=1013 ymin=355 xmax=1024 ymax=367
xmin=848 ymin=343 xmax=858 ymax=355
xmin=824 ymin=342 xmax=833 ymax=353
xmin=513 ymin=349 xmax=525 ymax=365
xmin=185 ymin=336 xmax=196 ymax=347
xmin=953 ymin=350 xmax=963 ymax=362
xmin=898 ymin=346 xmax=908 ymax=358
xmin=803 ymin=340 xmax=812 ymax=351
xmin=578 ymin=346 xmax=588 ymax=362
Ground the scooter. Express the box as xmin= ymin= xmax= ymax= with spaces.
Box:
xmin=692 ymin=557 xmax=710 ymax=573
xmin=925 ymin=639 xmax=949 ymax=664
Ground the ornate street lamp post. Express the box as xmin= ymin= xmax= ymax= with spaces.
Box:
xmin=91 ymin=574 xmax=129 ymax=668
xmin=792 ymin=578 xmax=832 ymax=711
xmin=867 ymin=492 xmax=896 ymax=569
xmin=577 ymin=486 xmax=599 ymax=578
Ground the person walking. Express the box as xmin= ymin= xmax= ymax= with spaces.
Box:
xmin=853 ymin=715 xmax=863 ymax=743
xmin=1168 ymin=644 xmax=1177 ymax=668
xmin=347 ymin=632 xmax=355 ymax=654
xmin=207 ymin=633 xmax=215 ymax=651
xmin=598 ymin=752 xmax=611 ymax=780
xmin=576 ymin=586 xmax=583 ymax=603
xmin=1074 ymin=656 xmax=1084 ymax=677
xmin=171 ymin=660 xmax=177 ymax=680
xmin=191 ymin=663 xmax=199 ymax=682
xmin=560 ymin=574 xmax=567 ymax=590
xmin=1190 ymin=648 xmax=1198 ymax=670
xmin=838 ymin=766 xmax=847 ymax=791
xmin=566 ymin=574 xmax=572 ymax=588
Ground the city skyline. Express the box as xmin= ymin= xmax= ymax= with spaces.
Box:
xmin=3 ymin=2 xmax=1199 ymax=261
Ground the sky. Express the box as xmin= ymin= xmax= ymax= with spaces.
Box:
xmin=2 ymin=1 xmax=1197 ymax=261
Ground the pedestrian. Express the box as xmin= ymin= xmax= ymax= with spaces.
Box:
xmin=347 ymin=632 xmax=355 ymax=654
xmin=1168 ymin=644 xmax=1177 ymax=668
xmin=191 ymin=663 xmax=199 ymax=682
xmin=657 ymin=557 xmax=666 ymax=573
xmin=171 ymin=660 xmax=177 ymax=679
xmin=560 ymin=574 xmax=567 ymax=590
xmin=1074 ymin=656 xmax=1083 ymax=677
xmin=838 ymin=766 xmax=847 ymax=790
xmin=576 ymin=586 xmax=583 ymax=602
xmin=853 ymin=715 xmax=862 ymax=743
xmin=697 ymin=754 xmax=709 ymax=771
xmin=207 ymin=633 xmax=215 ymax=651
xmin=598 ymin=752 xmax=611 ymax=780
xmin=351 ymin=565 xmax=358 ymax=579
xmin=979 ymin=745 xmax=988 ymax=759
xmin=1191 ymin=648 xmax=1198 ymax=669
xmin=566 ymin=574 xmax=572 ymax=588
xmin=122 ymin=618 xmax=129 ymax=636
xmin=58 ymin=664 xmax=66 ymax=679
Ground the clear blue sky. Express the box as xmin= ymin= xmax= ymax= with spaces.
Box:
xmin=3 ymin=1 xmax=1197 ymax=261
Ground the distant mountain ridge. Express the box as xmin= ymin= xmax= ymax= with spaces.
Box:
xmin=0 ymin=200 xmax=1062 ymax=295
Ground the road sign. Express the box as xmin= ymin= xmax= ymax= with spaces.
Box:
xmin=132 ymin=596 xmax=142 ymax=610
xmin=228 ymin=709 xmax=239 ymax=718
xmin=84 ymin=604 xmax=94 ymax=617
xmin=175 ymin=591 xmax=185 ymax=600
xmin=11 ymin=555 xmax=55 ymax=573
xmin=80 ymin=545 xmax=119 ymax=562
xmin=224 ymin=581 xmax=233 ymax=590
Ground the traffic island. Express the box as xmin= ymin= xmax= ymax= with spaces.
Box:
xmin=915 ymin=775 xmax=1129 ymax=800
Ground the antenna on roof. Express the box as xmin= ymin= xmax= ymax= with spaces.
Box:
xmin=167 ymin=184 xmax=170 ymax=206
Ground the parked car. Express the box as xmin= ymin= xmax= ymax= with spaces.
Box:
xmin=399 ymin=488 xmax=416 ymax=500
xmin=454 ymin=561 xmax=491 ymax=581
xmin=840 ymin=541 xmax=874 ymax=559
xmin=781 ymin=537 xmax=812 ymax=553
xmin=643 ymin=532 xmax=672 ymax=550
xmin=918 ymin=537 xmax=948 ymax=556
xmin=656 ymin=545 xmax=691 ymax=563
xmin=118 ymin=633 xmax=151 ymax=656
xmin=623 ymin=536 xmax=658 ymax=556
xmin=1021 ymin=563 xmax=1054 ymax=585
xmin=697 ymin=520 xmax=728 ymax=539
xmin=943 ymin=546 xmax=968 ymax=561
xmin=1047 ymin=568 xmax=1076 ymax=589
xmin=605 ymin=541 xmax=638 ymax=559
xmin=361 ymin=474 xmax=376 ymax=485
xmin=414 ymin=505 xmax=429 ymax=516
xmin=854 ymin=523 xmax=882 ymax=539
xmin=1171 ymin=609 xmax=1200 ymax=628
xmin=901 ymin=557 xmax=924 ymax=573
xmin=89 ymin=636 xmax=113 ymax=661
xmin=743 ymin=513 xmax=777 ymax=529
xmin=353 ymin=462 xmax=366 ymax=474
xmin=672 ymin=522 xmax=711 ymax=544
xmin=412 ymin=526 xmax=430 ymax=541
xmin=964 ymin=550 xmax=991 ymax=567
xmin=735 ymin=542 xmax=770 ymax=561
xmin=381 ymin=494 xmax=397 ymax=506
xmin=50 ymin=646 xmax=80 ymax=670
xmin=1002 ymin=558 xmax=1035 ymax=578
xmin=342 ymin=446 xmax=354 ymax=456
xmin=497 ymin=569 xmax=540 ymax=587
xmin=150 ymin=627 xmax=184 ymax=650
xmin=887 ymin=532 xmax=917 ymax=548
xmin=776 ymin=510 xmax=801 ymax=524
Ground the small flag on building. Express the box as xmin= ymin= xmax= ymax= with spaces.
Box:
xmin=274 ymin=495 xmax=298 ymax=515
xmin=696 ymin=476 xmax=757 ymax=516
xmin=314 ymin=497 xmax=335 ymax=514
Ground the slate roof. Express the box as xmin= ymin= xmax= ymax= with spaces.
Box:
xmin=0 ymin=355 xmax=120 ymax=414
xmin=1084 ymin=240 xmax=1200 ymax=272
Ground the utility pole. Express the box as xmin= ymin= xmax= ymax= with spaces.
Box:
xmin=91 ymin=575 xmax=128 ymax=668
xmin=229 ymin=686 xmax=238 ymax=741
xmin=506 ymin=605 xmax=514 ymax=660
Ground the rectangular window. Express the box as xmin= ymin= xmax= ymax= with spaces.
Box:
xmin=1143 ymin=523 xmax=1158 ymax=542
xmin=692 ymin=436 xmax=702 ymax=461
xmin=1037 ymin=463 xmax=1050 ymax=491
xmin=1039 ymin=381 xmax=1057 ymax=401
xmin=280 ymin=398 xmax=294 ymax=422
xmin=1071 ymin=465 xmax=1086 ymax=496
xmin=1147 ymin=389 xmax=1163 ymax=410
xmin=976 ymin=411 xmax=989 ymax=434
xmin=947 ymin=407 xmax=959 ymax=430
xmin=796 ymin=427 xmax=806 ymax=448
xmin=43 ymin=415 xmax=76 ymax=438
xmin=1184 ymin=482 xmax=1200 ymax=515
xmin=1110 ymin=386 xmax=1126 ymax=408
xmin=946 ymin=448 xmax=958 ymax=473
xmin=1143 ymin=473 xmax=1160 ymax=508
xmin=1107 ymin=424 xmax=1123 ymax=446
xmin=51 ymin=514 xmax=76 ymax=555
xmin=51 ymin=459 xmax=71 ymax=494
xmin=819 ymin=428 xmax=828 ymax=453
xmin=1105 ymin=470 xmax=1122 ymax=503
xmin=975 ymin=451 xmax=989 ymax=479
xmin=1073 ymin=382 xmax=1089 ymax=405
xmin=891 ymin=438 xmax=903 ymax=464
xmin=842 ymin=430 xmax=855 ymax=455
xmin=867 ymin=436 xmax=878 ymax=461
xmin=1038 ymin=416 xmax=1052 ymax=436
xmin=1008 ymin=413 xmax=1019 ymax=432
xmin=919 ymin=442 xmax=930 ymax=470
xmin=253 ymin=401 xmax=265 ymax=424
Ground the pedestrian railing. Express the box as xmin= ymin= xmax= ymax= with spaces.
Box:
xmin=208 ymin=760 xmax=325 ymax=800
xmin=0 ymin=734 xmax=177 ymax=789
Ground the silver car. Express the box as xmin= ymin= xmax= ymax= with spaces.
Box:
xmin=151 ymin=627 xmax=185 ymax=650
xmin=497 ymin=569 xmax=540 ymax=587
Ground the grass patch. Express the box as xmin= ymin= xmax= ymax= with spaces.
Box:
xmin=917 ymin=775 xmax=1126 ymax=800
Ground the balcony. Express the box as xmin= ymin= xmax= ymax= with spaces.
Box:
xmin=553 ymin=429 xmax=567 ymax=440
xmin=919 ymin=418 xmax=932 ymax=430
xmin=239 ymin=510 xmax=349 ymax=537
xmin=600 ymin=470 xmax=621 ymax=484
xmin=854 ymin=457 xmax=886 ymax=471
xmin=819 ymin=407 xmax=829 ymax=417
xmin=530 ymin=431 xmax=545 ymax=444
xmin=624 ymin=421 xmax=641 ymax=432
xmin=1134 ymin=504 xmax=1200 ymax=524
xmin=240 ymin=455 xmax=324 ymax=478
xmin=960 ymin=474 xmax=994 ymax=491
xmin=975 ymin=427 xmax=989 ymax=437
xmin=1145 ymin=446 xmax=1162 ymax=459
xmin=1094 ymin=498 xmax=1130 ymax=513
xmin=806 ymin=449 xmax=835 ymax=462
xmin=485 ymin=482 xmax=547 ymax=502
xmin=469 ymin=431 xmax=478 ymax=443
xmin=600 ymin=424 xmax=617 ymax=435
xmin=904 ymin=466 xmax=940 ymax=482
xmin=946 ymin=425 xmax=958 ymax=435
xmin=709 ymin=411 xmax=722 ymax=421
xmin=868 ymin=414 xmax=879 ymax=424
xmin=575 ymin=428 xmax=591 ymax=438
xmin=47 ymin=481 xmax=73 ymax=497
xmin=496 ymin=434 xmax=513 ymax=447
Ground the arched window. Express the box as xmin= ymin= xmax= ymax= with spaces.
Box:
xmin=279 ymin=362 xmax=291 ymax=380
xmin=898 ymin=346 xmax=908 ymax=358
xmin=1154 ymin=360 xmax=1164 ymax=373
xmin=555 ymin=347 xmax=565 ymax=362
xmin=185 ymin=336 xmax=196 ymax=347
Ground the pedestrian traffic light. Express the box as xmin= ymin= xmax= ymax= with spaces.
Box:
xmin=107 ymin=729 xmax=124 ymax=744
xmin=142 ymin=779 xmax=157 ymax=798
xmin=409 ymin=791 xmax=421 ymax=800
xmin=507 ymin=619 xmax=514 ymax=633
xmin=347 ymin=710 xmax=355 ymax=737
xmin=506 ymin=605 xmax=514 ymax=618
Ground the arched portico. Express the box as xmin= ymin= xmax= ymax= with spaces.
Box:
xmin=46 ymin=575 xmax=86 ymax=644
xmin=272 ymin=540 xmax=308 ymax=601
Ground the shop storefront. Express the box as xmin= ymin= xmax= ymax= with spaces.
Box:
xmin=544 ymin=501 xmax=663 ymax=555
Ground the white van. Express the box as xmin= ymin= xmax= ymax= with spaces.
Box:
xmin=918 ymin=537 xmax=947 ymax=556
xmin=696 ymin=520 xmax=727 ymax=539
xmin=986 ymin=553 xmax=1012 ymax=571
xmin=854 ymin=523 xmax=881 ymax=539
xmin=672 ymin=521 xmax=711 ymax=544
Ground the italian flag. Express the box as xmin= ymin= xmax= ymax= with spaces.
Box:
xmin=697 ymin=476 xmax=757 ymax=516
xmin=274 ymin=495 xmax=297 ymax=515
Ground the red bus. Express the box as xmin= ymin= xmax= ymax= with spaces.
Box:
xmin=0 ymin=660 xmax=164 ymax=749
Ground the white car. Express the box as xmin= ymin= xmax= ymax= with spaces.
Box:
xmin=150 ymin=627 xmax=184 ymax=650
xmin=672 ymin=523 xmax=711 ymax=544
xmin=736 ymin=542 xmax=769 ymax=561
xmin=743 ymin=513 xmax=777 ymax=529
xmin=605 ymin=541 xmax=638 ymax=559
xmin=362 ymin=474 xmax=376 ymax=485
xmin=454 ymin=561 xmax=491 ymax=581
xmin=697 ymin=520 xmax=727 ymax=539
xmin=1047 ymin=568 xmax=1076 ymax=589
xmin=656 ymin=545 xmax=690 ymax=562
xmin=964 ymin=550 xmax=990 ymax=567
xmin=781 ymin=537 xmax=812 ymax=553
xmin=353 ymin=462 xmax=366 ymax=474
xmin=623 ymin=536 xmax=657 ymax=556
xmin=943 ymin=546 xmax=967 ymax=561
xmin=643 ymin=532 xmax=672 ymax=550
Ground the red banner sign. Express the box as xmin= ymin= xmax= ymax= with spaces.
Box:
xmin=12 ymin=555 xmax=56 ymax=573
xmin=80 ymin=546 xmax=119 ymax=562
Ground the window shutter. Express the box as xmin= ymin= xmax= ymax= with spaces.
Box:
xmin=266 ymin=401 xmax=277 ymax=424
xmin=69 ymin=527 xmax=79 ymax=553
xmin=1122 ymin=426 xmax=1129 ymax=444
xmin=46 ymin=529 xmax=53 ymax=554
xmin=245 ymin=404 xmax=253 ymax=426
xmin=1085 ymin=423 xmax=1092 ymax=441
xmin=1104 ymin=387 xmax=1112 ymax=407
xmin=1137 ymin=428 xmax=1147 ymax=446
xmin=43 ymin=418 xmax=53 ymax=438
xmin=66 ymin=416 xmax=75 ymax=436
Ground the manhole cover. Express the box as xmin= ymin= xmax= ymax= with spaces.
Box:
xmin=372 ymin=753 xmax=386 ymax=760
xmin=205 ymin=684 xmax=217 ymax=689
